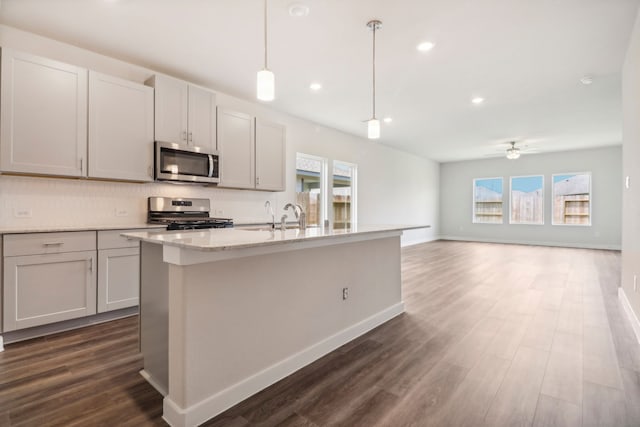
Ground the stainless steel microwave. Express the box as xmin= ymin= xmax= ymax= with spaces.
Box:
xmin=155 ymin=141 xmax=220 ymax=184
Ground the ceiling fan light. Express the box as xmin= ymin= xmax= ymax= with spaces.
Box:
xmin=506 ymin=148 xmax=520 ymax=159
xmin=257 ymin=69 xmax=275 ymax=101
xmin=368 ymin=118 xmax=380 ymax=139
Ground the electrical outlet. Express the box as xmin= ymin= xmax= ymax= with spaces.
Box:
xmin=115 ymin=208 xmax=129 ymax=217
xmin=634 ymin=275 xmax=638 ymax=292
xmin=14 ymin=208 xmax=32 ymax=218
xmin=215 ymin=209 xmax=224 ymax=216
xmin=342 ymin=287 xmax=349 ymax=300
xmin=626 ymin=176 xmax=631 ymax=189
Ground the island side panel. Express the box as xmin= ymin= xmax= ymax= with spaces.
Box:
xmin=165 ymin=235 xmax=403 ymax=425
xmin=139 ymin=241 xmax=169 ymax=396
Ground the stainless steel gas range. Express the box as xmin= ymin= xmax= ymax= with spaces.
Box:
xmin=147 ymin=197 xmax=233 ymax=231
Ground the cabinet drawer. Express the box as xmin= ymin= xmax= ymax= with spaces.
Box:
xmin=98 ymin=229 xmax=143 ymax=250
xmin=4 ymin=231 xmax=96 ymax=256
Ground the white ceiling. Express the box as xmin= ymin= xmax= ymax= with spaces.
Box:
xmin=1 ymin=0 xmax=638 ymax=162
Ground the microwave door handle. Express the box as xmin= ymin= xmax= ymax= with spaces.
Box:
xmin=208 ymin=154 xmax=214 ymax=177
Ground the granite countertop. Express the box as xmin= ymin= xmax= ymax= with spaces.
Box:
xmin=0 ymin=221 xmax=282 ymax=235
xmin=0 ymin=224 xmax=165 ymax=235
xmin=123 ymin=224 xmax=430 ymax=252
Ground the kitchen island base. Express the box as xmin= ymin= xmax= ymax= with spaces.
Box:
xmin=137 ymin=229 xmax=406 ymax=427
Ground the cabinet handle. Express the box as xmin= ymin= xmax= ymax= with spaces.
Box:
xmin=188 ymin=132 xmax=193 ymax=143
xmin=182 ymin=131 xmax=187 ymax=141
xmin=89 ymin=258 xmax=93 ymax=273
xmin=43 ymin=242 xmax=64 ymax=246
xmin=148 ymin=166 xmax=153 ymax=178
xmin=256 ymin=176 xmax=260 ymax=186
xmin=79 ymin=158 xmax=83 ymax=172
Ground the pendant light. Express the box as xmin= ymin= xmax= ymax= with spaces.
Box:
xmin=366 ymin=20 xmax=382 ymax=139
xmin=257 ymin=0 xmax=275 ymax=101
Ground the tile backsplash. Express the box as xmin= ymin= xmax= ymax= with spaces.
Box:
xmin=0 ymin=175 xmax=279 ymax=230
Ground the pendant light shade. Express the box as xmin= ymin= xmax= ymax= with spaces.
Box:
xmin=257 ymin=0 xmax=274 ymax=101
xmin=366 ymin=20 xmax=382 ymax=140
xmin=257 ymin=69 xmax=275 ymax=101
xmin=368 ymin=118 xmax=380 ymax=139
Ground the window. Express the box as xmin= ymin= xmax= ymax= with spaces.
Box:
xmin=510 ymin=175 xmax=544 ymax=224
xmin=473 ymin=177 xmax=504 ymax=224
xmin=332 ymin=161 xmax=357 ymax=229
xmin=552 ymin=173 xmax=591 ymax=226
xmin=296 ymin=153 xmax=327 ymax=227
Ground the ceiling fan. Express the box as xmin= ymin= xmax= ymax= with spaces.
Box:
xmin=505 ymin=141 xmax=521 ymax=159
xmin=484 ymin=140 xmax=540 ymax=159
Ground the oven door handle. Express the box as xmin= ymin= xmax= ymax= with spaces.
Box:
xmin=208 ymin=154 xmax=214 ymax=177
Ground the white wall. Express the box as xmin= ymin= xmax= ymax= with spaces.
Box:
xmin=439 ymin=146 xmax=622 ymax=249
xmin=0 ymin=25 xmax=439 ymax=245
xmin=621 ymin=7 xmax=640 ymax=338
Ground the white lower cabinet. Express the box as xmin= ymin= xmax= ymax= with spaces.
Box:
xmin=2 ymin=229 xmax=147 ymax=333
xmin=97 ymin=229 xmax=141 ymax=312
xmin=3 ymin=233 xmax=97 ymax=332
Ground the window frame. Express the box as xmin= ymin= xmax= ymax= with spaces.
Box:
xmin=295 ymin=152 xmax=328 ymax=227
xmin=472 ymin=176 xmax=504 ymax=224
xmin=551 ymin=172 xmax=592 ymax=227
xmin=331 ymin=160 xmax=358 ymax=227
xmin=509 ymin=174 xmax=545 ymax=225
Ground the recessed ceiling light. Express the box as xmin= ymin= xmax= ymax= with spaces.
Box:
xmin=580 ymin=75 xmax=594 ymax=85
xmin=417 ymin=41 xmax=435 ymax=52
xmin=471 ymin=97 xmax=484 ymax=105
xmin=288 ymin=3 xmax=309 ymax=17
xmin=383 ymin=117 xmax=393 ymax=123
xmin=309 ymin=82 xmax=322 ymax=91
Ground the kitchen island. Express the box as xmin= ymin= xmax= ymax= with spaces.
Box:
xmin=124 ymin=224 xmax=428 ymax=427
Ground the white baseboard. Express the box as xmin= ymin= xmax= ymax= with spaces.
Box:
xmin=162 ymin=302 xmax=405 ymax=427
xmin=619 ymin=287 xmax=640 ymax=344
xmin=439 ymin=235 xmax=621 ymax=251
xmin=140 ymin=369 xmax=168 ymax=397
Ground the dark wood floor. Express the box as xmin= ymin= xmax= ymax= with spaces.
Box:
xmin=2 ymin=241 xmax=639 ymax=426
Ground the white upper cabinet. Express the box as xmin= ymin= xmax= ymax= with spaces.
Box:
xmin=217 ymin=107 xmax=286 ymax=191
xmin=255 ymin=119 xmax=286 ymax=191
xmin=187 ymin=85 xmax=216 ymax=149
xmin=147 ymin=74 xmax=188 ymax=145
xmin=217 ymin=108 xmax=255 ymax=189
xmin=88 ymin=71 xmax=154 ymax=182
xmin=0 ymin=49 xmax=87 ymax=177
xmin=146 ymin=74 xmax=216 ymax=152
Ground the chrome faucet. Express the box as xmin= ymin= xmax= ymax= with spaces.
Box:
xmin=283 ymin=203 xmax=306 ymax=229
xmin=295 ymin=204 xmax=307 ymax=229
xmin=264 ymin=201 xmax=275 ymax=229
xmin=283 ymin=203 xmax=297 ymax=228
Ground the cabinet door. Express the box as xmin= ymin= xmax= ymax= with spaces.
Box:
xmin=148 ymin=74 xmax=188 ymax=144
xmin=255 ymin=119 xmax=286 ymax=191
xmin=187 ymin=85 xmax=216 ymax=151
xmin=0 ymin=49 xmax=87 ymax=177
xmin=88 ymin=72 xmax=154 ymax=181
xmin=3 ymin=251 xmax=97 ymax=331
xmin=97 ymin=247 xmax=140 ymax=313
xmin=217 ymin=108 xmax=255 ymax=189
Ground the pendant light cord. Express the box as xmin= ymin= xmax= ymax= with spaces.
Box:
xmin=372 ymin=23 xmax=376 ymax=119
xmin=264 ymin=0 xmax=268 ymax=70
